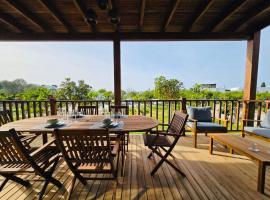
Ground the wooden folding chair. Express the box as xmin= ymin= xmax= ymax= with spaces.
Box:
xmin=0 ymin=110 xmax=38 ymax=149
xmin=110 ymin=105 xmax=129 ymax=152
xmin=54 ymin=128 xmax=121 ymax=198
xmin=0 ymin=129 xmax=62 ymax=199
xmin=78 ymin=105 xmax=98 ymax=115
xmin=143 ymin=111 xmax=188 ymax=176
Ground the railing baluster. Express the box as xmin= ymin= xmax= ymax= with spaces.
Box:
xmin=162 ymin=101 xmax=165 ymax=131
xmin=144 ymin=101 xmax=146 ymax=116
xmin=9 ymin=101 xmax=14 ymax=121
xmin=168 ymin=100 xmax=171 ymax=124
xmin=15 ymin=101 xmax=19 ymax=120
xmin=33 ymin=101 xmax=37 ymax=117
xmin=45 ymin=101 xmax=49 ymax=116
xmin=230 ymin=101 xmax=234 ymax=130
xmin=138 ymin=101 xmax=141 ymax=115
xmin=21 ymin=101 xmax=25 ymax=119
xmin=150 ymin=101 xmax=152 ymax=117
xmin=39 ymin=101 xmax=42 ymax=116
xmin=213 ymin=100 xmax=216 ymax=121
xmin=132 ymin=101 xmax=134 ymax=115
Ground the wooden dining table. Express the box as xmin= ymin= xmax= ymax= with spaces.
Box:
xmin=0 ymin=115 xmax=159 ymax=144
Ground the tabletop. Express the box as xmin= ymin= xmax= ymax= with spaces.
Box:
xmin=0 ymin=115 xmax=159 ymax=133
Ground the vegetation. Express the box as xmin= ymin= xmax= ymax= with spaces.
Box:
xmin=1 ymin=77 xmax=270 ymax=101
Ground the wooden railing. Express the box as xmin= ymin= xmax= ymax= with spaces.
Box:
xmin=0 ymin=98 xmax=269 ymax=131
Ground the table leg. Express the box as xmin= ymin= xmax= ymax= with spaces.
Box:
xmin=257 ymin=161 xmax=266 ymax=193
xmin=209 ymin=137 xmax=213 ymax=154
xmin=42 ymin=133 xmax=48 ymax=144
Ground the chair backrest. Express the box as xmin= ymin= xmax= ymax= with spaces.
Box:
xmin=54 ymin=129 xmax=114 ymax=169
xmin=0 ymin=129 xmax=30 ymax=165
xmin=167 ymin=111 xmax=188 ymax=136
xmin=78 ymin=105 xmax=98 ymax=115
xmin=110 ymin=105 xmax=129 ymax=115
xmin=0 ymin=110 xmax=13 ymax=126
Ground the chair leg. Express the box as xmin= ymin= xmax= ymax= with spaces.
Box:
xmin=0 ymin=174 xmax=30 ymax=189
xmin=150 ymin=148 xmax=186 ymax=177
xmin=148 ymin=146 xmax=158 ymax=159
xmin=193 ymin=131 xmax=197 ymax=148
xmin=39 ymin=179 xmax=49 ymax=200
xmin=160 ymin=146 xmax=175 ymax=158
xmin=0 ymin=177 xmax=10 ymax=191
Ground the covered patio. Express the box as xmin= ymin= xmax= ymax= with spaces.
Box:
xmin=0 ymin=0 xmax=270 ymax=199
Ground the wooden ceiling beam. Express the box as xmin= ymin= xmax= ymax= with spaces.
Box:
xmin=183 ymin=0 xmax=213 ymax=32
xmin=0 ymin=12 xmax=26 ymax=33
xmin=250 ymin=15 xmax=270 ymax=33
xmin=163 ymin=0 xmax=180 ymax=32
xmin=73 ymin=0 xmax=94 ymax=32
xmin=38 ymin=0 xmax=74 ymax=33
xmin=5 ymin=0 xmax=48 ymax=32
xmin=227 ymin=1 xmax=270 ymax=32
xmin=0 ymin=32 xmax=251 ymax=41
xmin=209 ymin=0 xmax=246 ymax=32
xmin=139 ymin=0 xmax=146 ymax=31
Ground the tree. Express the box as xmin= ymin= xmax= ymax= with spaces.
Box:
xmin=191 ymin=83 xmax=202 ymax=93
xmin=56 ymin=78 xmax=92 ymax=100
xmin=154 ymin=76 xmax=183 ymax=99
xmin=261 ymin=82 xmax=266 ymax=87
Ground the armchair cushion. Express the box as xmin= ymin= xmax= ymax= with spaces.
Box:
xmin=187 ymin=121 xmax=227 ymax=132
xmin=260 ymin=110 xmax=270 ymax=129
xmin=187 ymin=106 xmax=212 ymax=122
xmin=244 ymin=126 xmax=270 ymax=138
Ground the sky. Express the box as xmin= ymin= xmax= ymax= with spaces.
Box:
xmin=0 ymin=27 xmax=269 ymax=91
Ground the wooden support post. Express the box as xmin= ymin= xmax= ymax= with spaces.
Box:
xmin=49 ymin=96 xmax=57 ymax=115
xmin=243 ymin=31 xmax=260 ymax=124
xmin=114 ymin=38 xmax=121 ymax=105
xmin=181 ymin=97 xmax=187 ymax=113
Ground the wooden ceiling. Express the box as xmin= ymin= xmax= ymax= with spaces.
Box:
xmin=0 ymin=0 xmax=269 ymax=41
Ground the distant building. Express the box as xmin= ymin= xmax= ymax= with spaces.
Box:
xmin=257 ymin=86 xmax=270 ymax=93
xmin=201 ymin=83 xmax=217 ymax=89
xmin=200 ymin=83 xmax=226 ymax=92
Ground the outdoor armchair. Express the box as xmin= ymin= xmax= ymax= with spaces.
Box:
xmin=54 ymin=128 xmax=121 ymax=199
xmin=242 ymin=110 xmax=270 ymax=141
xmin=185 ymin=106 xmax=228 ymax=148
xmin=143 ymin=111 xmax=188 ymax=176
xmin=0 ymin=129 xmax=62 ymax=200
xmin=0 ymin=110 xmax=38 ymax=150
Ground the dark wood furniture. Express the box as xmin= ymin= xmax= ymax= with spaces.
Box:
xmin=54 ymin=128 xmax=121 ymax=198
xmin=0 ymin=110 xmax=37 ymax=149
xmin=110 ymin=105 xmax=129 ymax=115
xmin=0 ymin=115 xmax=159 ymax=144
xmin=78 ymin=105 xmax=98 ymax=115
xmin=186 ymin=116 xmax=228 ymax=148
xmin=0 ymin=128 xmax=62 ymax=199
xmin=143 ymin=111 xmax=188 ymax=176
xmin=110 ymin=105 xmax=130 ymax=152
xmin=209 ymin=134 xmax=270 ymax=194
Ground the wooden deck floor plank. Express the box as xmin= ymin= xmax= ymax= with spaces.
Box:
xmin=0 ymin=134 xmax=269 ymax=200
xmin=135 ymin=133 xmax=148 ymax=200
xmin=139 ymin=134 xmax=158 ymax=200
xmin=208 ymin=146 xmax=269 ymax=199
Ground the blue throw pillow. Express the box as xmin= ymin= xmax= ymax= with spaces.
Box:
xmin=260 ymin=110 xmax=270 ymax=129
xmin=187 ymin=106 xmax=212 ymax=122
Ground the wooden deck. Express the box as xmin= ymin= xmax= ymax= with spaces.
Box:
xmin=0 ymin=133 xmax=269 ymax=200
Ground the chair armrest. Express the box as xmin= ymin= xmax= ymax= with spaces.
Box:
xmin=154 ymin=132 xmax=179 ymax=137
xmin=30 ymin=139 xmax=56 ymax=158
xmin=20 ymin=135 xmax=37 ymax=142
xmin=188 ymin=118 xmax=198 ymax=122
xmin=242 ymin=119 xmax=261 ymax=122
xmin=241 ymin=119 xmax=261 ymax=129
xmin=149 ymin=130 xmax=167 ymax=135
